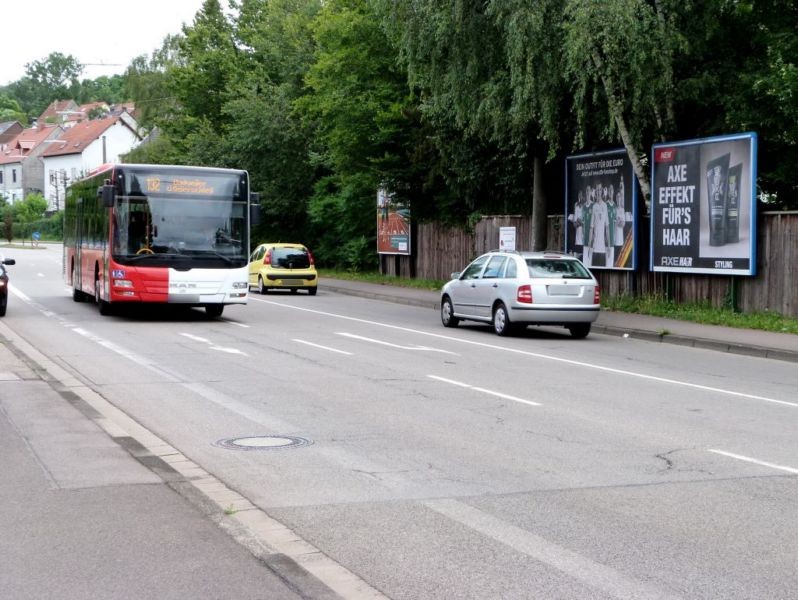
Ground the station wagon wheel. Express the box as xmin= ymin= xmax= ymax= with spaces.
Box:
xmin=308 ymin=287 xmax=317 ymax=296
xmin=493 ymin=302 xmax=514 ymax=336
xmin=258 ymin=276 xmax=267 ymax=294
xmin=441 ymin=296 xmax=459 ymax=328
xmin=0 ymin=295 xmax=6 ymax=317
xmin=567 ymin=323 xmax=591 ymax=339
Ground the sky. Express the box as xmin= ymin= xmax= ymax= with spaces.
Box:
xmin=1 ymin=0 xmax=208 ymax=86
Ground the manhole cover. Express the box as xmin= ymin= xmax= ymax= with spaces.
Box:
xmin=214 ymin=435 xmax=312 ymax=451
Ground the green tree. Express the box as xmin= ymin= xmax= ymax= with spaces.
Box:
xmin=673 ymin=0 xmax=798 ymax=207
xmin=76 ymin=75 xmax=126 ymax=105
xmin=221 ymin=0 xmax=322 ymax=242
xmin=15 ymin=53 xmax=84 ymax=116
xmin=16 ymin=194 xmax=49 ymax=223
xmin=297 ymin=0 xmax=412 ymax=266
xmin=2 ymin=212 xmax=12 ymax=244
xmin=123 ymin=36 xmax=184 ymax=130
xmin=376 ymin=0 xmax=557 ymax=246
xmin=122 ymin=133 xmax=184 ymax=165
xmin=172 ymin=0 xmax=239 ymax=130
xmin=562 ymin=0 xmax=683 ymax=204
xmin=0 ymin=93 xmax=27 ymax=124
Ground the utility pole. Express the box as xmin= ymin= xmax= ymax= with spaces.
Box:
xmin=49 ymin=169 xmax=69 ymax=212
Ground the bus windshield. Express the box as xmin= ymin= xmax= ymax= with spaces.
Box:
xmin=111 ymin=170 xmax=248 ymax=268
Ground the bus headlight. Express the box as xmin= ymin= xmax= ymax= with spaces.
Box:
xmin=232 ymin=281 xmax=248 ymax=289
xmin=113 ymin=279 xmax=133 ymax=288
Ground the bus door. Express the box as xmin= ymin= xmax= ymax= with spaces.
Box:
xmin=74 ymin=197 xmax=84 ymax=291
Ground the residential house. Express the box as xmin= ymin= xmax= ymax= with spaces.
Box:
xmin=108 ymin=102 xmax=142 ymax=137
xmin=61 ymin=102 xmax=112 ymax=127
xmin=0 ymin=121 xmax=24 ymax=145
xmin=37 ymin=99 xmax=81 ymax=127
xmin=78 ymin=101 xmax=110 ymax=118
xmin=40 ymin=116 xmax=142 ymax=210
xmin=0 ymin=124 xmax=63 ymax=204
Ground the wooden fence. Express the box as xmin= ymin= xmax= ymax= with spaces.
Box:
xmin=380 ymin=211 xmax=798 ymax=318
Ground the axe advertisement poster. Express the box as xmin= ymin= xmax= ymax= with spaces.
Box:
xmin=650 ymin=132 xmax=757 ymax=275
xmin=565 ymin=149 xmax=637 ymax=270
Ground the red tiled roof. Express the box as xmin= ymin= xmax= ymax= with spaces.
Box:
xmin=40 ymin=117 xmax=122 ymax=157
xmin=63 ymin=102 xmax=111 ymax=123
xmin=0 ymin=124 xmax=61 ymax=165
xmin=0 ymin=150 xmax=24 ymax=166
xmin=38 ymin=99 xmax=79 ymax=123
xmin=79 ymin=101 xmax=109 ymax=113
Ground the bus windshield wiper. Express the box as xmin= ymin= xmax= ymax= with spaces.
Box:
xmin=207 ymin=251 xmax=235 ymax=264
xmin=126 ymin=253 xmax=161 ymax=262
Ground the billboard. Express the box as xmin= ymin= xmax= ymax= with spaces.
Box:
xmin=650 ymin=132 xmax=757 ymax=275
xmin=565 ymin=149 xmax=637 ymax=270
xmin=377 ymin=188 xmax=410 ymax=255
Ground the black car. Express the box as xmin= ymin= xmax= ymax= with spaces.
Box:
xmin=0 ymin=257 xmax=16 ymax=317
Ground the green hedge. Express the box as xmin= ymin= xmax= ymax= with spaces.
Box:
xmin=9 ymin=213 xmax=63 ymax=241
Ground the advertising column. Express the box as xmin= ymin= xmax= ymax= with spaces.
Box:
xmin=650 ymin=132 xmax=757 ymax=275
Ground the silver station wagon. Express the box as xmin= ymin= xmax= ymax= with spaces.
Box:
xmin=440 ymin=250 xmax=600 ymax=338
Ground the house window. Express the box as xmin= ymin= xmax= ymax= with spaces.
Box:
xmin=0 ymin=171 xmax=3 ymax=184
xmin=12 ymin=169 xmax=17 ymax=183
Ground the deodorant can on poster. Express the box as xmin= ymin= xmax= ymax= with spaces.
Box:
xmin=725 ymin=163 xmax=742 ymax=244
xmin=706 ymin=153 xmax=730 ymax=247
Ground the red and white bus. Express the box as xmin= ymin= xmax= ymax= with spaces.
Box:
xmin=64 ymin=163 xmax=259 ymax=317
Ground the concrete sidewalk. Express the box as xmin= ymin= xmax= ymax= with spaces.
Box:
xmin=320 ymin=278 xmax=798 ymax=363
xmin=0 ymin=326 xmax=329 ymax=600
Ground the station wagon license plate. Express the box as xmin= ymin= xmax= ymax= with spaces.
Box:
xmin=547 ymin=285 xmax=580 ymax=296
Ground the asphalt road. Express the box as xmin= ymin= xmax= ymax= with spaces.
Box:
xmin=3 ymin=244 xmax=797 ymax=599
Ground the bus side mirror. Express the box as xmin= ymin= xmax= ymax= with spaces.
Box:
xmin=249 ymin=192 xmax=261 ymax=226
xmin=99 ymin=184 xmax=115 ymax=208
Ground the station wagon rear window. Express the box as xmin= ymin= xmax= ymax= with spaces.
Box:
xmin=526 ymin=259 xmax=592 ymax=279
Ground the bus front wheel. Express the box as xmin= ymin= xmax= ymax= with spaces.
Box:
xmin=205 ymin=305 xmax=224 ymax=318
xmin=95 ymin=277 xmax=113 ymax=316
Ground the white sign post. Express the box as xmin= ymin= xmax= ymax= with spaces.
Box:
xmin=499 ymin=227 xmax=516 ymax=251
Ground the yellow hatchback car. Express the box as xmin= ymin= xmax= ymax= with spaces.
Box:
xmin=248 ymin=243 xmax=318 ymax=295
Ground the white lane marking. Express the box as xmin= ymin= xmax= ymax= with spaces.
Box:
xmin=209 ymin=345 xmax=248 ymax=356
xmin=249 ymin=297 xmax=796 ymax=408
xmin=337 ymin=332 xmax=458 ymax=355
xmin=72 ymin=327 xmax=181 ymax=379
xmin=428 ymin=375 xmax=541 ymax=407
xmin=9 ymin=285 xmax=31 ymax=302
xmin=228 ymin=321 xmax=250 ymax=328
xmin=293 ymin=339 xmax=353 ymax=355
xmin=181 ymin=333 xmax=210 ymax=343
xmin=425 ymin=499 xmax=680 ymax=600
xmin=180 ymin=332 xmax=248 ymax=356
xmin=37 ymin=273 xmax=45 ymax=277
xmin=709 ymin=449 xmax=798 ymax=475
